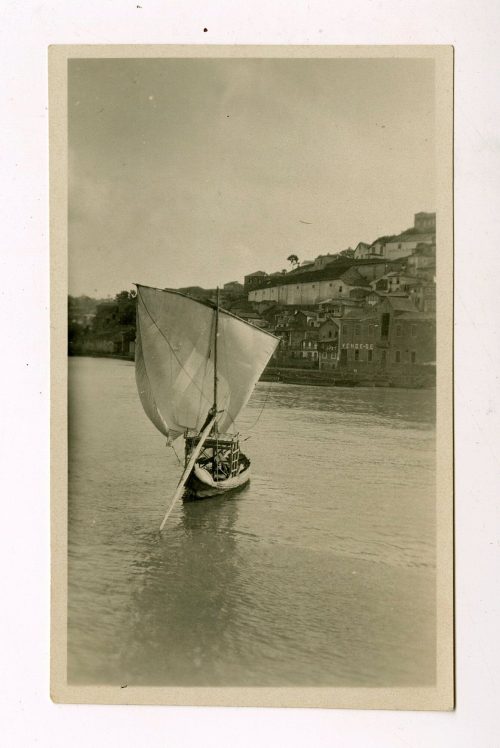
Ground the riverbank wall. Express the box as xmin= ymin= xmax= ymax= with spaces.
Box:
xmin=261 ymin=365 xmax=435 ymax=389
xmin=261 ymin=364 xmax=436 ymax=389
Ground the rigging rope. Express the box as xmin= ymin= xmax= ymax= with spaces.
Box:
xmin=244 ymin=380 xmax=273 ymax=432
xmin=169 ymin=441 xmax=183 ymax=466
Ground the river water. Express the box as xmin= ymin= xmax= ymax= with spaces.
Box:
xmin=68 ymin=357 xmax=436 ymax=687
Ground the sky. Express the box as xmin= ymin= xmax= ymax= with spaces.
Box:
xmin=68 ymin=56 xmax=435 ymax=298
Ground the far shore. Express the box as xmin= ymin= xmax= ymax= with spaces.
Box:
xmin=69 ymin=352 xmax=435 ymax=390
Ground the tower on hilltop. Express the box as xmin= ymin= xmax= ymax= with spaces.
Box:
xmin=414 ymin=212 xmax=436 ymax=232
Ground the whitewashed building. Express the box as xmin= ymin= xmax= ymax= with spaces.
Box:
xmin=248 ymin=265 xmax=369 ymax=306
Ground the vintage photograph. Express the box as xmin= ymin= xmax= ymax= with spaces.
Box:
xmin=52 ymin=46 xmax=453 ymax=708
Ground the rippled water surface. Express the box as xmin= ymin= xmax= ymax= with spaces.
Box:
xmin=68 ymin=357 xmax=436 ymax=686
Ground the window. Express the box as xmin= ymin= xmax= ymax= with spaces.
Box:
xmin=354 ymin=350 xmax=360 ymax=361
xmin=411 ymin=351 xmax=417 ymax=363
xmin=355 ymin=324 xmax=361 ymax=336
xmin=342 ymin=325 xmax=348 ymax=335
xmin=328 ymin=330 xmax=332 ymax=338
xmin=367 ymin=349 xmax=373 ymax=362
xmin=368 ymin=324 xmax=374 ymax=337
xmin=395 ymin=350 xmax=401 ymax=363
xmin=381 ymin=313 xmax=390 ymax=339
xmin=395 ymin=324 xmax=402 ymax=337
xmin=339 ymin=285 xmax=343 ymax=294
xmin=411 ymin=324 xmax=417 ymax=337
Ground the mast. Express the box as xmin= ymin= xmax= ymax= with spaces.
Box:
xmin=213 ymin=286 xmax=219 ymax=432
xmin=135 ymin=284 xmax=279 ymax=439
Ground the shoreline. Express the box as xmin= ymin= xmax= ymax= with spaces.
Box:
xmin=69 ymin=352 xmax=435 ymax=390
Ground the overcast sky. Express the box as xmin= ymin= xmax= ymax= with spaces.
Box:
xmin=68 ymin=56 xmax=435 ymax=298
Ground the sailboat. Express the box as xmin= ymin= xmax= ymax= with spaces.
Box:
xmin=134 ymin=284 xmax=279 ymax=528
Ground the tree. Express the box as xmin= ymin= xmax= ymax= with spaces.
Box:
xmin=115 ymin=289 xmax=137 ymax=326
xmin=287 ymin=254 xmax=299 ymax=269
xmin=115 ymin=290 xmax=134 ymax=303
xmin=68 ymin=320 xmax=85 ymax=354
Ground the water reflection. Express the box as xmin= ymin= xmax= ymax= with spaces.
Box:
xmin=256 ymin=383 xmax=436 ymax=427
xmin=120 ymin=492 xmax=246 ymax=686
xmin=68 ymin=358 xmax=436 ymax=687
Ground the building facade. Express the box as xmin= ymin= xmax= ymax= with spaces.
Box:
xmin=337 ymin=301 xmax=435 ymax=374
xmin=244 ymin=271 xmax=268 ymax=292
xmin=317 ymin=318 xmax=340 ymax=370
xmin=381 ymin=233 xmax=435 ymax=260
xmin=247 ymin=264 xmax=370 ymax=306
xmin=353 ymin=212 xmax=436 ymax=261
xmin=414 ymin=212 xmax=436 ymax=232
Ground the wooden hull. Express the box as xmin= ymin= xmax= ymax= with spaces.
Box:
xmin=185 ymin=462 xmax=251 ymax=499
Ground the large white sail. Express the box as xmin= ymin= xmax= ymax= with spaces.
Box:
xmin=135 ymin=284 xmax=279 ymax=442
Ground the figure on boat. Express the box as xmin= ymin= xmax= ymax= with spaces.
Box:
xmin=184 ymin=429 xmax=251 ymax=499
xmin=134 ymin=283 xmax=279 ymax=526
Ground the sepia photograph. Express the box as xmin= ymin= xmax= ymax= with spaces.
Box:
xmin=51 ymin=46 xmax=453 ymax=708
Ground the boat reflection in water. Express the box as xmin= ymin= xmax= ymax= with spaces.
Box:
xmin=118 ymin=489 xmax=248 ymax=687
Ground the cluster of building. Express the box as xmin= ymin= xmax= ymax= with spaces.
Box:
xmin=226 ymin=212 xmax=436 ymax=381
xmin=69 ymin=212 xmax=436 ymax=385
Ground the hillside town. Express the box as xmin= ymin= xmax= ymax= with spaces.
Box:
xmin=69 ymin=211 xmax=436 ymax=388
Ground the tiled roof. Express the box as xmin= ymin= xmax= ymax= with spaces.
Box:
xmin=251 ymin=262 xmax=355 ymax=288
xmin=351 ymin=257 xmax=393 ymax=266
xmin=384 ymin=296 xmax=419 ymax=312
xmin=319 ymin=317 xmax=340 ymax=328
xmin=250 ymin=257 xmax=401 ymax=291
xmin=350 ymin=287 xmax=371 ymax=298
xmin=343 ymin=308 xmax=380 ymax=320
xmin=341 ymin=267 xmax=370 ymax=287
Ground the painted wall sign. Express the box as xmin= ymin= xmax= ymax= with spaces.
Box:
xmin=341 ymin=342 xmax=374 ymax=350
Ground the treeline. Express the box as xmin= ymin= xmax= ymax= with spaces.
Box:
xmin=68 ymin=290 xmax=137 ymax=355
